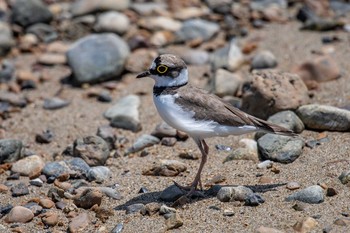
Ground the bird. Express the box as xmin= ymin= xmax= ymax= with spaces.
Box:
xmin=137 ymin=54 xmax=296 ymax=195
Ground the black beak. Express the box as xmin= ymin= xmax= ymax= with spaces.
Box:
xmin=136 ymin=70 xmax=151 ymax=78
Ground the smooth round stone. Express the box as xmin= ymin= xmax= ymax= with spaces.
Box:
xmin=217 ymin=186 xmax=253 ymax=202
xmin=285 ymin=185 xmax=324 ymax=204
xmin=43 ymin=97 xmax=70 ymax=110
xmin=176 ymin=19 xmax=219 ymax=42
xmin=87 ymin=166 xmax=111 ymax=183
xmin=251 ymin=50 xmax=278 ymax=70
xmin=0 ymin=139 xmax=23 ymax=163
xmin=11 ymin=155 xmax=44 ymax=178
xmin=94 ymin=11 xmax=130 ymax=34
xmin=125 ymin=134 xmax=160 ymax=155
xmin=286 ymin=182 xmax=301 ymax=190
xmin=65 ymin=157 xmax=91 ymax=178
xmin=43 ymin=161 xmax=70 ymax=178
xmin=213 ymin=69 xmax=243 ymax=97
xmin=71 ymin=0 xmax=130 ymax=16
xmin=39 ymin=198 xmax=55 ymax=209
xmin=267 ymin=110 xmax=305 ymax=133
xmin=41 ymin=211 xmax=58 ymax=226
xmin=68 ymin=212 xmax=90 ymax=233
xmin=5 ymin=206 xmax=34 ymax=223
xmin=138 ymin=16 xmax=182 ymax=32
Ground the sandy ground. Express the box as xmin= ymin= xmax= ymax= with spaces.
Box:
xmin=1 ymin=22 xmax=350 ymax=232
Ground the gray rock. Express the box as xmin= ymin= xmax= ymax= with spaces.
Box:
xmin=111 ymin=223 xmax=124 ymax=233
xmin=160 ymin=46 xmax=209 ymax=65
xmin=251 ymin=50 xmax=278 ymax=70
xmin=66 ymin=33 xmax=130 ymax=84
xmin=0 ymin=22 xmax=15 ymax=56
xmin=11 ymin=182 xmax=29 ymax=197
xmin=339 ymin=170 xmax=350 ymax=185
xmin=94 ymin=11 xmax=130 ymax=34
xmin=151 ymin=122 xmax=177 ymax=139
xmin=0 ymin=91 xmax=27 ymax=107
xmin=285 ymin=185 xmax=324 ymax=204
xmin=258 ymin=134 xmax=304 ymax=163
xmin=257 ymin=160 xmax=273 ymax=169
xmin=87 ymin=166 xmax=111 ymax=183
xmin=104 ymin=95 xmax=141 ymax=132
xmin=267 ymin=111 xmax=304 ymax=133
xmin=11 ymin=0 xmax=53 ymax=27
xmin=97 ymin=187 xmax=122 ymax=200
xmin=65 ymin=158 xmax=91 ymax=178
xmin=71 ymin=0 xmax=130 ymax=17
xmin=176 ymin=19 xmax=219 ymax=42
xmin=138 ymin=16 xmax=182 ymax=32
xmin=0 ymin=60 xmax=15 ymax=83
xmin=96 ymin=125 xmax=116 ymax=149
xmin=244 ymin=193 xmax=265 ymax=206
xmin=125 ymin=134 xmax=160 ymax=154
xmin=43 ymin=97 xmax=70 ymax=110
xmin=160 ymin=185 xmax=185 ymax=202
xmin=296 ymin=104 xmax=350 ymax=131
xmin=73 ymin=136 xmax=110 ymax=166
xmin=26 ymin=23 xmax=58 ymax=43
xmin=30 ymin=178 xmax=43 ymax=187
xmin=210 ymin=39 xmax=245 ymax=72
xmin=42 ymin=161 xmax=70 ymax=178
xmin=241 ymin=70 xmax=309 ymax=119
xmin=0 ymin=139 xmax=23 ymax=164
xmin=213 ymin=69 xmax=242 ymax=97
xmin=24 ymin=202 xmax=42 ymax=216
xmin=126 ymin=203 xmax=145 ymax=214
xmin=131 ymin=2 xmax=167 ymax=15
xmin=217 ymin=186 xmax=253 ymax=202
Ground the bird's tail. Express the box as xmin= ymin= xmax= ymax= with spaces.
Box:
xmin=250 ymin=116 xmax=299 ymax=137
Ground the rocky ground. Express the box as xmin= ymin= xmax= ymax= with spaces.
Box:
xmin=1 ymin=0 xmax=350 ymax=232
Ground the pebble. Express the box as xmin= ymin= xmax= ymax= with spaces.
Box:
xmin=39 ymin=198 xmax=55 ymax=209
xmin=139 ymin=16 xmax=182 ymax=32
xmin=160 ymin=185 xmax=185 ymax=202
xmin=215 ymin=144 xmax=232 ymax=151
xmin=111 ymin=223 xmax=124 ymax=233
xmin=151 ymin=122 xmax=177 ymax=139
xmin=326 ymin=187 xmax=338 ymax=197
xmin=35 ymin=129 xmax=54 ymax=144
xmin=26 ymin=23 xmax=58 ymax=43
xmin=223 ymin=209 xmax=235 ymax=217
xmin=97 ymin=187 xmax=122 ymax=200
xmin=74 ymin=188 xmax=103 ymax=209
xmin=297 ymin=104 xmax=350 ymax=131
xmin=30 ymin=178 xmax=43 ymax=187
xmin=104 ymin=95 xmax=141 ymax=132
xmin=245 ymin=193 xmax=265 ymax=206
xmin=160 ymin=137 xmax=177 ymax=147
xmin=67 ymin=33 xmax=130 ymax=84
xmin=94 ymin=11 xmax=130 ymax=34
xmin=286 ymin=182 xmax=301 ymax=190
xmin=257 ymin=160 xmax=273 ymax=169
xmin=43 ymin=97 xmax=70 ymax=110
xmin=286 ymin=185 xmax=324 ymax=204
xmin=125 ymin=49 xmax=158 ymax=73
xmin=266 ymin=110 xmax=305 ymax=133
xmin=4 ymin=206 xmax=34 ymax=223
xmin=125 ymin=134 xmax=160 ymax=154
xmin=143 ymin=160 xmax=187 ymax=177
xmin=11 ymin=155 xmax=44 ymax=178
xmin=142 ymin=202 xmax=161 ymax=216
xmin=178 ymin=150 xmax=199 ymax=160
xmin=241 ymin=70 xmax=309 ymax=119
xmin=293 ymin=217 xmax=318 ymax=233
xmin=125 ymin=203 xmax=145 ymax=214
xmin=0 ymin=139 xmax=23 ymax=163
xmin=0 ymin=91 xmax=27 ymax=107
xmin=71 ymin=0 xmax=130 ymax=17
xmin=24 ymin=202 xmax=42 ymax=216
xmin=41 ymin=211 xmax=58 ymax=226
xmin=87 ymin=166 xmax=111 ymax=183
xmin=96 ymin=125 xmax=116 ymax=149
xmin=256 ymin=226 xmax=285 ymax=233
xmin=251 ymin=50 xmax=278 ymax=70
xmin=339 ymin=170 xmax=350 ymax=184
xmin=166 ymin=212 xmax=183 ymax=230
xmin=0 ymin=60 xmax=15 ymax=82
xmin=175 ymin=19 xmax=219 ymax=42
xmin=334 ymin=218 xmax=350 ymax=226
xmin=47 ymin=187 xmax=65 ymax=202
xmin=38 ymin=53 xmax=66 ymax=65
xmin=161 ymin=46 xmax=209 ymax=65
xmin=223 ymin=147 xmax=259 ymax=163
xmin=0 ymin=204 xmax=13 ymax=218
xmin=173 ymin=6 xmax=210 ymax=20
xmin=10 ymin=0 xmax=53 ymax=27
xmin=159 ymin=205 xmax=177 ymax=215
xmin=258 ymin=134 xmax=304 ymax=163
xmin=211 ymin=39 xmax=245 ymax=72
xmin=66 ymin=157 xmax=91 ymax=178
xmin=217 ymin=186 xmax=253 ymax=202
xmin=68 ymin=212 xmax=90 ymax=233
xmin=0 ymin=184 xmax=9 ymax=192
xmin=73 ymin=135 xmax=110 ymax=166
xmin=131 ymin=2 xmax=166 ymax=15
xmin=11 ymin=182 xmax=29 ymax=197
xmin=42 ymin=161 xmax=70 ymax=178
xmin=0 ymin=22 xmax=15 ymax=56
xmin=213 ymin=69 xmax=243 ymax=97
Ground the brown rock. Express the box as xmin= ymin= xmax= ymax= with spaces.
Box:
xmin=38 ymin=53 xmax=67 ymax=65
xmin=41 ymin=211 xmax=59 ymax=226
xmin=293 ymin=55 xmax=340 ymax=88
xmin=46 ymin=41 xmax=70 ymax=54
xmin=286 ymin=182 xmax=301 ymax=190
xmin=293 ymin=217 xmax=318 ymax=233
xmin=92 ymin=206 xmax=114 ymax=223
xmin=166 ymin=212 xmax=183 ymax=230
xmin=241 ymin=70 xmax=309 ymax=119
xmin=142 ymin=202 xmax=161 ymax=216
xmin=142 ymin=160 xmax=187 ymax=177
xmin=11 ymin=155 xmax=44 ymax=178
xmin=39 ymin=198 xmax=55 ymax=209
xmin=74 ymin=188 xmax=103 ymax=209
xmin=5 ymin=206 xmax=34 ymax=223
xmin=68 ymin=212 xmax=89 ymax=233
xmin=0 ymin=183 xmax=9 ymax=192
xmin=54 ymin=179 xmax=72 ymax=191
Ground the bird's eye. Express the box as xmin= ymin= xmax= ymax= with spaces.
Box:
xmin=156 ymin=65 xmax=168 ymax=74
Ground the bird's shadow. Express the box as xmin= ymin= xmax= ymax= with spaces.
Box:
xmin=114 ymin=182 xmax=286 ymax=211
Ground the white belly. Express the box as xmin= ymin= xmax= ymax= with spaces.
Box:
xmin=153 ymin=94 xmax=258 ymax=139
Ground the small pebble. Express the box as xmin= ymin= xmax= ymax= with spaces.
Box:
xmin=68 ymin=212 xmax=90 ymax=233
xmin=244 ymin=193 xmax=265 ymax=206
xmin=165 ymin=212 xmax=183 ymax=230
xmin=43 ymin=97 xmax=70 ymax=110
xmin=41 ymin=211 xmax=58 ymax=227
xmin=293 ymin=217 xmax=318 ymax=233
xmin=223 ymin=209 xmax=235 ymax=216
xmin=125 ymin=203 xmax=145 ymax=214
xmin=35 ymin=129 xmax=54 ymax=143
xmin=111 ymin=223 xmax=124 ymax=233
xmin=11 ymin=183 xmax=29 ymax=197
xmin=74 ymin=188 xmax=102 ymax=209
xmin=4 ymin=206 xmax=34 ymax=223
xmin=285 ymin=185 xmax=324 ymax=204
xmin=286 ymin=182 xmax=301 ymax=190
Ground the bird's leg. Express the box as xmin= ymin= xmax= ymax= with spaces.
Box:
xmin=174 ymin=139 xmax=209 ymax=196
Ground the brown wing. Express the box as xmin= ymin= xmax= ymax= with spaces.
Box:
xmin=176 ymin=85 xmax=296 ymax=136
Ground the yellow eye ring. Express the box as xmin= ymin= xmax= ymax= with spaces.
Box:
xmin=157 ymin=65 xmax=168 ymax=74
